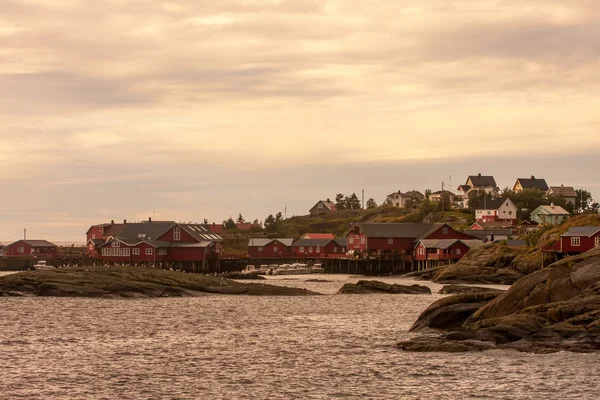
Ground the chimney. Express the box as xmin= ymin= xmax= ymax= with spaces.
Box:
xmin=478 ymin=173 xmax=482 ymax=177
xmin=123 ymin=219 xmax=127 ymax=224
xmin=326 ymin=198 xmax=331 ymax=202
xmin=531 ymin=175 xmax=535 ymax=179
xmin=111 ymin=219 xmax=114 ymax=224
xmin=149 ymin=217 xmax=152 ymax=222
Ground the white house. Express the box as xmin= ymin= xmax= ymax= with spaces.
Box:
xmin=475 ymin=198 xmax=518 ymax=225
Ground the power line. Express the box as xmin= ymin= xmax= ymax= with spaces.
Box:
xmin=0 ymin=231 xmax=23 ymax=240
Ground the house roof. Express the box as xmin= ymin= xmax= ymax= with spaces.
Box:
xmin=314 ymin=200 xmax=336 ymax=211
xmin=351 ymin=223 xmax=446 ymax=239
xmin=104 ymin=224 xmax=125 ymax=237
xmin=248 ymin=238 xmax=294 ymax=247
xmin=457 ymin=185 xmax=471 ymax=191
xmin=477 ymin=198 xmax=509 ymax=210
xmin=419 ymin=239 xmax=460 ymax=249
xmin=549 ymin=186 xmax=577 ymax=197
xmin=292 ymin=238 xmax=333 ymax=247
xmin=333 ymin=238 xmax=348 ymax=247
xmin=88 ymin=239 xmax=105 ymax=245
xmin=561 ymin=226 xmax=600 ymax=238
xmin=302 ymin=233 xmax=335 ymax=240
xmin=531 ymin=205 xmax=570 ymax=215
xmin=180 ymin=224 xmax=223 ymax=242
xmin=461 ymin=239 xmax=484 ymax=248
xmin=86 ymin=223 xmax=111 ymax=234
xmin=516 ymin=177 xmax=549 ymax=191
xmin=117 ymin=221 xmax=177 ymax=241
xmin=471 ymin=221 xmax=514 ymax=229
xmin=9 ymin=240 xmax=57 ymax=248
xmin=467 ymin=175 xmax=497 ymax=187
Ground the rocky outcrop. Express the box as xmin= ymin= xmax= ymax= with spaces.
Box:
xmin=0 ymin=266 xmax=318 ymax=298
xmin=431 ymin=244 xmax=530 ymax=285
xmin=438 ymin=285 xmax=506 ymax=294
xmin=398 ymin=249 xmax=600 ymax=353
xmin=338 ymin=280 xmax=431 ymax=295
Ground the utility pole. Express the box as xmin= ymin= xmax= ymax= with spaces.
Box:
xmin=362 ymin=190 xmax=365 ymax=209
xmin=441 ymin=181 xmax=444 ymax=212
xmin=24 ymin=228 xmax=26 ymax=240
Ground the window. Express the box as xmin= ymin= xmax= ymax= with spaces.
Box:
xmin=146 ymin=248 xmax=153 ymax=255
xmin=456 ymin=249 xmax=461 ymax=255
xmin=316 ymin=246 xmax=320 ymax=253
xmin=123 ymin=248 xmax=130 ymax=256
xmin=299 ymin=247 xmax=304 ymax=252
xmin=388 ymin=238 xmax=393 ymax=245
xmin=133 ymin=248 xmax=140 ymax=255
xmin=318 ymin=203 xmax=323 ymax=208
xmin=273 ymin=246 xmax=278 ymax=253
xmin=509 ymin=211 xmax=513 ymax=215
xmin=487 ymin=211 xmax=492 ymax=215
xmin=333 ymin=247 xmax=337 ymax=253
xmin=360 ymin=237 xmax=365 ymax=244
xmin=342 ymin=247 xmax=346 ymax=253
xmin=174 ymin=226 xmax=181 ymax=241
xmin=595 ymin=237 xmax=600 ymax=247
xmin=92 ymin=234 xmax=96 ymax=239
xmin=258 ymin=247 xmax=264 ymax=252
xmin=158 ymin=249 xmax=167 ymax=256
xmin=88 ymin=244 xmax=93 ymax=250
xmin=102 ymin=248 xmax=108 ymax=256
xmin=112 ymin=241 xmax=120 ymax=248
xmin=349 ymin=237 xmax=354 ymax=244
xmin=18 ymin=246 xmax=24 ymax=253
xmin=309 ymin=247 xmax=313 ymax=253
xmin=442 ymin=227 xmax=448 ymax=235
xmin=571 ymin=237 xmax=581 ymax=247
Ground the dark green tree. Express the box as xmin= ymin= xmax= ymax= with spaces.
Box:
xmin=335 ymin=193 xmax=346 ymax=210
xmin=236 ymin=213 xmax=245 ymax=223
xmin=224 ymin=217 xmax=236 ymax=229
xmin=575 ymin=189 xmax=593 ymax=213
xmin=366 ymin=198 xmax=377 ymax=209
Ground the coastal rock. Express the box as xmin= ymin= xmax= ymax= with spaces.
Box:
xmin=217 ymin=272 xmax=266 ymax=280
xmin=438 ymin=285 xmax=506 ymax=294
xmin=398 ymin=249 xmax=600 ymax=353
xmin=432 ymin=244 xmax=530 ymax=285
xmin=337 ymin=280 xmax=431 ymax=295
xmin=0 ymin=266 xmax=319 ymax=298
xmin=409 ymin=292 xmax=503 ymax=332
xmin=401 ymin=266 xmax=447 ymax=281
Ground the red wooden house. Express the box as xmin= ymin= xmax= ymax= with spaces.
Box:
xmin=555 ymin=226 xmax=600 ymax=254
xmin=414 ymin=239 xmax=476 ymax=262
xmin=6 ymin=240 xmax=58 ymax=258
xmin=292 ymin=238 xmax=347 ymax=258
xmin=247 ymin=238 xmax=294 ymax=258
xmin=92 ymin=219 xmax=223 ymax=265
xmin=86 ymin=220 xmax=125 ymax=256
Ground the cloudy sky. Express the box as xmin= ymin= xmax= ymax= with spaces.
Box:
xmin=1 ymin=0 xmax=599 ymax=243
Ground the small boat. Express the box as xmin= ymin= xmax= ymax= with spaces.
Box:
xmin=242 ymin=265 xmax=268 ymax=275
xmin=32 ymin=261 xmax=53 ymax=270
xmin=277 ymin=263 xmax=312 ymax=275
xmin=311 ymin=263 xmax=325 ymax=273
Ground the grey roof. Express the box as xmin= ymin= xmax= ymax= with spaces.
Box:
xmin=9 ymin=240 xmax=57 ymax=248
xmin=506 ymin=240 xmax=528 ymax=247
xmin=313 ymin=200 xmax=335 ymax=210
xmin=180 ymin=224 xmax=223 ymax=242
xmin=467 ymin=175 xmax=497 ymax=187
xmin=88 ymin=239 xmax=105 ymax=245
xmin=478 ymin=198 xmax=508 ymax=210
xmin=248 ymin=238 xmax=294 ymax=247
xmin=292 ymin=238 xmax=333 ymax=247
xmin=461 ymin=239 xmax=484 ymax=248
xmin=516 ymin=177 xmax=549 ymax=191
xmin=531 ymin=205 xmax=570 ymax=215
xmin=168 ymin=242 xmax=212 ymax=248
xmin=117 ymin=221 xmax=176 ymax=241
xmin=561 ymin=226 xmax=600 ymax=238
xmin=352 ymin=223 xmax=446 ymax=239
xmin=333 ymin=238 xmax=347 ymax=247
xmin=457 ymin=185 xmax=471 ymax=191
xmin=549 ymin=186 xmax=577 ymax=197
xmin=419 ymin=239 xmax=459 ymax=249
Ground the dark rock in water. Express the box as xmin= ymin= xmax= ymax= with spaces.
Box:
xmin=218 ymin=272 xmax=266 ymax=280
xmin=409 ymin=292 xmax=503 ymax=332
xmin=438 ymin=285 xmax=505 ymax=294
xmin=401 ymin=266 xmax=447 ymax=281
xmin=338 ymin=280 xmax=431 ymax=295
xmin=399 ymin=249 xmax=600 ymax=353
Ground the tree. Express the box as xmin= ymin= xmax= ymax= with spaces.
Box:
xmin=589 ymin=202 xmax=600 ymax=214
xmin=346 ymin=193 xmax=361 ymax=210
xmin=335 ymin=193 xmax=346 ymax=210
xmin=236 ymin=213 xmax=245 ymax=223
xmin=275 ymin=212 xmax=283 ymax=222
xmin=252 ymin=218 xmax=260 ymax=226
xmin=224 ymin=217 xmax=236 ymax=229
xmin=438 ymin=191 xmax=452 ymax=212
xmin=500 ymin=187 xmax=512 ymax=198
xmin=366 ymin=198 xmax=377 ymax=209
xmin=575 ymin=189 xmax=593 ymax=213
xmin=203 ymin=218 xmax=209 ymax=225
xmin=425 ymin=189 xmax=432 ymax=200
xmin=264 ymin=214 xmax=276 ymax=232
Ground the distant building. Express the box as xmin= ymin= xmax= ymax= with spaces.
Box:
xmin=547 ymin=185 xmax=577 ymax=205
xmin=513 ymin=176 xmax=549 ymax=193
xmin=458 ymin=174 xmax=499 ymax=208
xmin=386 ymin=190 xmax=425 ymax=208
xmin=465 ymin=173 xmax=497 ymax=189
xmin=6 ymin=240 xmax=58 ymax=258
xmin=470 ymin=221 xmax=516 ymax=231
xmin=529 ymin=204 xmax=570 ymax=225
xmin=555 ymin=226 xmax=600 ymax=254
xmin=309 ymin=199 xmax=337 ymax=216
xmin=430 ymin=190 xmax=454 ymax=203
xmin=292 ymin=238 xmax=347 ymax=258
xmin=475 ymin=198 xmax=518 ymax=225
xmin=301 ymin=233 xmax=335 ymax=240
xmin=247 ymin=238 xmax=294 ymax=258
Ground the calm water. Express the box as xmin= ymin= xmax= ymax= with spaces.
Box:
xmin=1 ymin=274 xmax=599 ymax=399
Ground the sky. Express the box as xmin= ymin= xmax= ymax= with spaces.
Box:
xmin=0 ymin=0 xmax=599 ymax=243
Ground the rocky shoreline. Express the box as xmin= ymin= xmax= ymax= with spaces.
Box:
xmin=398 ymin=249 xmax=600 ymax=353
xmin=0 ymin=266 xmax=318 ymax=298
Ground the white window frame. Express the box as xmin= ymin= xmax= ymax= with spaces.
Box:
xmin=333 ymin=247 xmax=337 ymax=253
xmin=309 ymin=247 xmax=313 ymax=253
xmin=387 ymin=238 xmax=393 ymax=245
xmin=299 ymin=246 xmax=304 ymax=252
xmin=595 ymin=237 xmax=599 ymax=247
xmin=258 ymin=247 xmax=264 ymax=252
xmin=318 ymin=203 xmax=323 ymax=209
xmin=349 ymin=237 xmax=354 ymax=244
xmin=571 ymin=237 xmax=580 ymax=247
xmin=456 ymin=249 xmax=461 ymax=255
xmin=146 ymin=248 xmax=153 ymax=255
xmin=112 ymin=241 xmax=120 ymax=248
xmin=273 ymin=246 xmax=278 ymax=253
xmin=133 ymin=248 xmax=140 ymax=255
xmin=360 ymin=237 xmax=365 ymax=244
xmin=18 ymin=246 xmax=24 ymax=254
xmin=174 ymin=226 xmax=181 ymax=241
xmin=92 ymin=234 xmax=96 ymax=239
xmin=316 ymin=246 xmax=320 ymax=253
xmin=442 ymin=227 xmax=448 ymax=234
